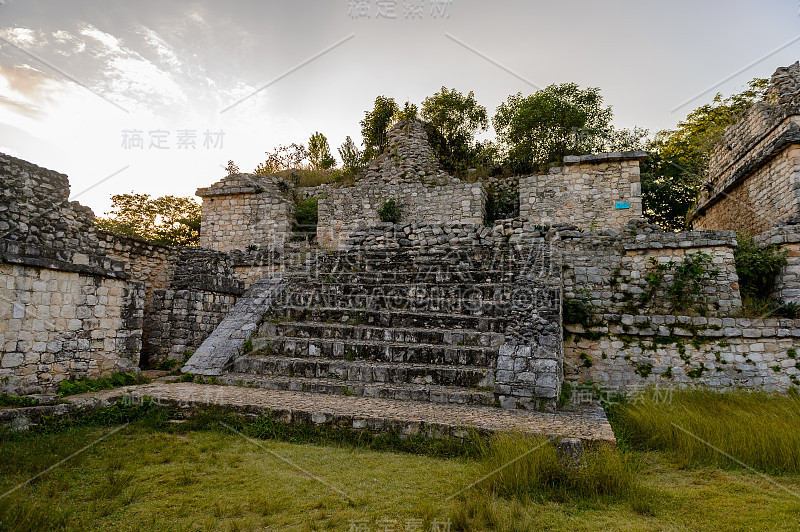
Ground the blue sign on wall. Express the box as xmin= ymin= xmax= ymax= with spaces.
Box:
xmin=615 ymin=202 xmax=630 ymax=210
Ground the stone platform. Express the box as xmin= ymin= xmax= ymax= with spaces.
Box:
xmin=49 ymin=382 xmax=615 ymax=445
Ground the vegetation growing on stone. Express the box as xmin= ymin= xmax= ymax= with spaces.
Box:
xmin=377 ymin=197 xmax=402 ymax=223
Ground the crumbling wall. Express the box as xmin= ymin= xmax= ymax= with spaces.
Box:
xmin=559 ymin=220 xmax=742 ymax=317
xmin=316 ymin=120 xmax=486 ymax=248
xmin=519 ymin=152 xmax=646 ymax=231
xmin=318 ymin=182 xmax=485 ymax=248
xmin=197 ymin=174 xmax=293 ymax=252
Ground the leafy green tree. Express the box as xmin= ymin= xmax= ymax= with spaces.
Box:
xmin=338 ymin=136 xmax=364 ymax=175
xmin=421 ymin=87 xmax=488 ymax=173
xmin=95 ymin=193 xmax=201 ymax=246
xmin=642 ymin=78 xmax=768 ymax=230
xmin=307 ymin=132 xmax=336 ymax=170
xmin=493 ymin=83 xmax=613 ymax=173
xmin=360 ymin=95 xmax=399 ymax=159
xmin=395 ymin=101 xmax=418 ymax=122
xmin=254 ymin=143 xmax=308 ymax=175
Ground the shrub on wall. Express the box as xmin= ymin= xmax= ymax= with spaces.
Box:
xmin=378 ymin=198 xmax=402 ymax=223
xmin=293 ymin=197 xmax=319 ymax=241
xmin=734 ymin=235 xmax=787 ymax=299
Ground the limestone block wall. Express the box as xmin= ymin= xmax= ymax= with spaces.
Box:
xmin=146 ymin=290 xmax=238 ymax=362
xmin=693 ymin=140 xmax=800 ymax=234
xmin=317 ymin=182 xmax=486 ymax=248
xmin=560 ymin=221 xmax=742 ymax=317
xmin=754 ymin=225 xmax=800 ymax=303
xmin=519 ymin=152 xmax=646 ymax=231
xmin=197 ymin=174 xmax=293 ymax=252
xmin=0 ymin=246 xmax=143 ymax=395
xmin=565 ymin=315 xmax=800 ymax=392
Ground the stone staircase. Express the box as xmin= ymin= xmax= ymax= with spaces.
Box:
xmin=221 ymin=244 xmax=530 ymax=408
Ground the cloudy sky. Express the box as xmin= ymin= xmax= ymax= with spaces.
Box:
xmin=1 ymin=0 xmax=798 ymax=216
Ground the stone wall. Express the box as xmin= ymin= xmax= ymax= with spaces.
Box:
xmin=754 ymin=225 xmax=800 ymax=303
xmin=0 ymin=241 xmax=143 ymax=395
xmin=146 ymin=290 xmax=238 ymax=363
xmin=565 ymin=315 xmax=800 ymax=392
xmin=519 ymin=152 xmax=646 ymax=231
xmin=197 ymin=173 xmax=293 ymax=252
xmin=318 ymin=182 xmax=486 ymax=248
xmin=0 ymin=153 xmax=98 ymax=252
xmin=693 ymin=136 xmax=800 ymax=234
xmin=0 ymin=153 xmax=253 ymax=372
xmin=560 ymin=220 xmax=742 ymax=317
xmin=692 ymin=63 xmax=800 ymax=232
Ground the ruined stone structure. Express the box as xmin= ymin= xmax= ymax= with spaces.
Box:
xmin=6 ymin=65 xmax=800 ymax=404
xmin=196 ymin=173 xmax=293 ymax=252
xmin=692 ymin=62 xmax=800 ymax=234
xmin=317 ymin=120 xmax=486 ymax=247
xmin=520 ymin=152 xmax=646 ymax=230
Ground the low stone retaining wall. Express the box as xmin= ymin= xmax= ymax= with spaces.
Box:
xmin=564 ymin=314 xmax=800 ymax=392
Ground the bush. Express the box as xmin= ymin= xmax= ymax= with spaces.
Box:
xmin=563 ymin=295 xmax=594 ymax=325
xmin=293 ymin=197 xmax=319 ymax=240
xmin=735 ymin=234 xmax=787 ymax=300
xmin=378 ymin=198 xmax=402 ymax=223
xmin=484 ymin=187 xmax=519 ymax=224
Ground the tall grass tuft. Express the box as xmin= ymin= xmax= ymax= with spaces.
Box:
xmin=477 ymin=432 xmax=634 ymax=500
xmin=611 ymin=388 xmax=800 ymax=474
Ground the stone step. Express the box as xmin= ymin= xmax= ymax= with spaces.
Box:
xmin=269 ymin=306 xmax=507 ymax=332
xmin=251 ymin=335 xmax=497 ymax=366
xmin=258 ymin=321 xmax=504 ymax=349
xmin=314 ymin=258 xmax=524 ymax=274
xmin=316 ymin=248 xmax=524 ymax=264
xmin=287 ymin=281 xmax=518 ymax=300
xmin=233 ymin=355 xmax=494 ymax=388
xmin=274 ymin=291 xmax=519 ymax=315
xmin=288 ymin=270 xmax=519 ymax=285
xmin=220 ymin=373 xmax=496 ymax=407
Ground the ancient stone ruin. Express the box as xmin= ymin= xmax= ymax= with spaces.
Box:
xmin=3 ymin=64 xmax=800 ymax=416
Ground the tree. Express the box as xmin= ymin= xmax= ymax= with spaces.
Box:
xmin=493 ymin=83 xmax=613 ymax=173
xmin=360 ymin=95 xmax=399 ymax=159
xmin=338 ymin=136 xmax=364 ymax=175
xmin=225 ymin=160 xmax=240 ymax=176
xmin=395 ymin=101 xmax=418 ymax=122
xmin=642 ymin=78 xmax=768 ymax=230
xmin=421 ymin=87 xmax=488 ymax=174
xmin=307 ymin=132 xmax=336 ymax=170
xmin=95 ymin=193 xmax=201 ymax=246
xmin=254 ymin=143 xmax=308 ymax=175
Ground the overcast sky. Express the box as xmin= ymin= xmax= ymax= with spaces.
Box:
xmin=1 ymin=0 xmax=798 ymax=216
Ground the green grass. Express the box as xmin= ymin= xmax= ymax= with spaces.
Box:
xmin=57 ymin=372 xmax=149 ymax=397
xmin=0 ymin=395 xmax=38 ymax=408
xmin=611 ymin=388 xmax=800 ymax=474
xmin=477 ymin=432 xmax=634 ymax=500
xmin=1 ymin=392 xmax=800 ymax=530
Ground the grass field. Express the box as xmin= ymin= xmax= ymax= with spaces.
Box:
xmin=0 ymin=391 xmax=799 ymax=531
